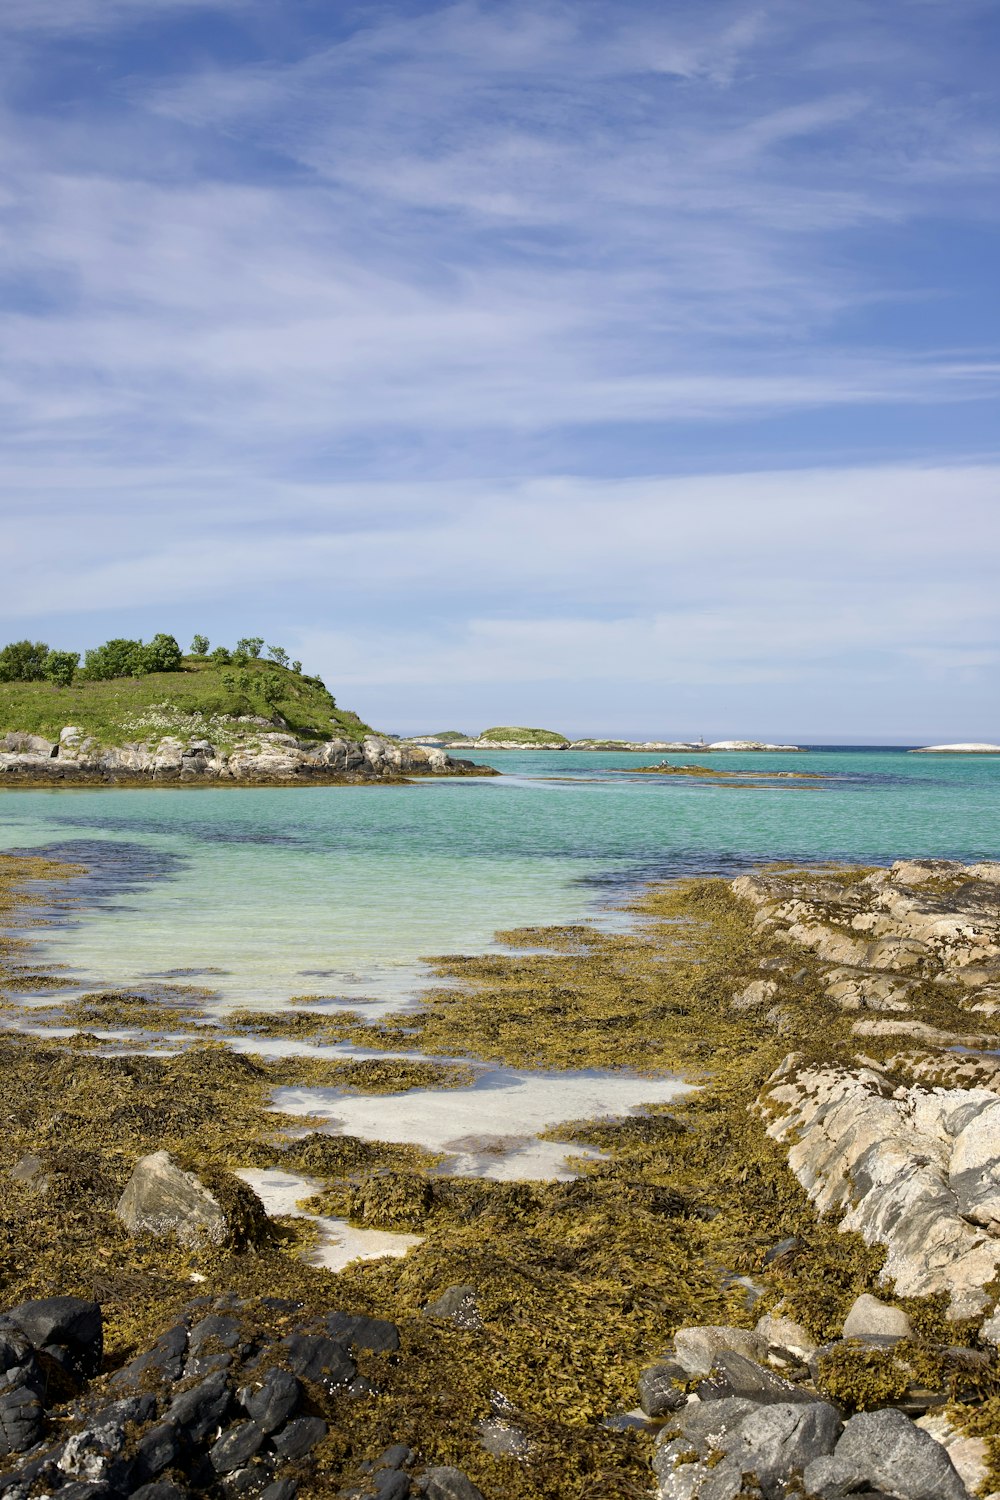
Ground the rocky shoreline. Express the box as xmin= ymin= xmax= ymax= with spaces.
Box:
xmin=0 ymin=730 xmax=494 ymax=786
xmin=1 ymin=854 xmax=1000 ymax=1497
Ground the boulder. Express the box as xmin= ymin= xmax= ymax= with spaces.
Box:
xmin=116 ymin=1151 xmax=268 ymax=1250
xmin=842 ymin=1293 xmax=913 ymax=1341
xmin=755 ymin=1312 xmax=817 ymax=1364
xmin=655 ymin=1396 xmax=841 ymax=1500
xmin=916 ymin=1410 xmax=990 ymax=1497
xmin=638 ymin=1359 xmax=688 ymax=1416
xmin=420 ymin=1468 xmax=487 ymax=1500
xmin=672 ymin=1324 xmax=764 ymax=1376
xmin=697 ymin=1350 xmax=812 ymax=1405
xmin=422 ymin=1285 xmax=483 ymax=1331
xmin=2 ymin=1296 xmax=103 ymax=1379
xmin=803 ymin=1406 xmax=969 ymax=1500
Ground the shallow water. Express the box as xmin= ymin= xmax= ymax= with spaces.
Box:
xmin=1 ymin=747 xmax=997 ymax=1007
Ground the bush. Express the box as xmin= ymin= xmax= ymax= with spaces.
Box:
xmin=235 ymin=636 xmax=264 ymax=660
xmin=142 ymin=633 xmax=183 ymax=672
xmin=83 ymin=638 xmax=147 ymax=680
xmin=209 ymin=646 xmax=232 ymax=665
xmin=190 ymin=634 xmax=210 ymax=656
xmin=0 ymin=640 xmax=50 ymax=682
xmin=43 ymin=650 xmax=79 ymax=688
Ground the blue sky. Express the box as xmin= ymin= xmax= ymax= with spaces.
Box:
xmin=2 ymin=0 xmax=999 ymax=740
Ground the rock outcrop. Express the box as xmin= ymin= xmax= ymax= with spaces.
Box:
xmin=0 ymin=729 xmax=493 ymax=785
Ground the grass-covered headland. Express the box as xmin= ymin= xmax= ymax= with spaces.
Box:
xmin=0 ymin=632 xmax=371 ymax=745
xmin=3 ymin=852 xmax=999 ymax=1497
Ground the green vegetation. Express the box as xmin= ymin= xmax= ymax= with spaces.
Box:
xmin=426 ymin=731 xmax=469 ymax=743
xmin=478 ymin=725 xmax=569 ymax=745
xmin=0 ymin=655 xmax=373 ymax=745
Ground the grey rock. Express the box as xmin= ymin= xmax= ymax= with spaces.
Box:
xmin=116 ymin=1151 xmax=267 ymax=1250
xmin=664 ymin=1396 xmax=762 ymax=1457
xmin=697 ymin=1350 xmax=812 ymax=1405
xmin=56 ymin=1395 xmax=155 ymax=1481
xmin=7 ymin=1156 xmax=48 ymax=1193
xmin=239 ymin=1368 xmax=301 ymax=1433
xmin=724 ymin=1400 xmax=841 ymax=1494
xmin=282 ymin=1332 xmax=356 ymax=1392
xmin=638 ymin=1359 xmax=688 ymax=1416
xmin=131 ymin=1423 xmax=179 ymax=1482
xmin=0 ymin=1385 xmax=44 ymax=1457
xmin=3 ymin=1296 xmax=102 ymax=1379
xmin=209 ymin=1420 xmax=266 ymax=1474
xmin=673 ymin=1325 xmax=764 ymax=1376
xmin=188 ymin=1314 xmax=244 ymax=1356
xmin=271 ymin=1416 xmax=327 ymax=1459
xmin=258 ymin=1484 xmax=297 ymax=1500
xmin=112 ymin=1323 xmax=188 ymax=1388
xmin=755 ymin=1312 xmax=817 ymax=1364
xmin=803 ymin=1406 xmax=968 ymax=1500
xmin=422 ymin=1286 xmax=483 ymax=1332
xmin=477 ymin=1416 xmax=532 ymax=1458
xmin=419 ymin=1468 xmax=486 ymax=1500
xmin=842 ymin=1294 xmax=913 ymax=1341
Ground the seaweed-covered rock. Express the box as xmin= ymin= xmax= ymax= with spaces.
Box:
xmin=418 ymin=1469 xmax=485 ymax=1500
xmin=116 ymin=1152 xmax=269 ymax=1250
xmin=422 ymin=1286 xmax=483 ymax=1332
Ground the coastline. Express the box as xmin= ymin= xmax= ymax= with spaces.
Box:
xmin=1 ymin=853 xmax=1000 ymax=1498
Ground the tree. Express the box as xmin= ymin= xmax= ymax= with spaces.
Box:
xmin=221 ymin=669 xmax=254 ymax=708
xmin=83 ymin=638 xmax=146 ymax=679
xmin=190 ymin=634 xmax=210 ymax=656
xmin=43 ymin=650 xmax=79 ymax=688
xmin=258 ymin=670 xmax=284 ymax=710
xmin=291 ymin=660 xmax=302 ymax=674
xmin=0 ymin=640 xmax=50 ymax=682
xmin=209 ymin=645 xmax=232 ymax=665
xmin=266 ymin=645 xmax=290 ymax=668
xmin=142 ymin=633 xmax=183 ymax=673
xmin=235 ymin=636 xmax=264 ymax=660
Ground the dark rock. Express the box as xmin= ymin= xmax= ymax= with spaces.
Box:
xmin=364 ymin=1444 xmax=412 ymax=1471
xmin=163 ymin=1369 xmax=232 ymax=1444
xmin=189 ymin=1315 xmax=245 ymax=1356
xmin=698 ymin=1350 xmax=813 ymax=1405
xmin=0 ymin=1387 xmax=44 ymax=1457
xmin=131 ymin=1422 xmax=179 ymax=1482
xmin=422 ymin=1286 xmax=483 ymax=1332
xmin=130 ymin=1485 xmax=192 ymax=1500
xmin=638 ymin=1359 xmax=688 ymax=1417
xmin=240 ymin=1368 xmax=301 ymax=1433
xmin=56 ymin=1394 xmax=156 ymax=1483
xmin=762 ymin=1235 xmax=801 ymax=1266
xmin=220 ymin=1461 xmax=276 ymax=1497
xmin=112 ymin=1323 xmax=188 ymax=1389
xmin=183 ymin=1352 xmax=233 ymax=1381
xmin=418 ymin=1469 xmax=486 ymax=1500
xmin=53 ymin=1484 xmax=115 ymax=1500
xmin=325 ymin=1312 xmax=400 ymax=1354
xmin=3 ymin=1297 xmax=102 ymax=1379
xmin=210 ymin=1420 xmax=267 ymax=1474
xmin=371 ymin=1473 xmax=410 ymax=1500
xmin=803 ymin=1407 xmax=968 ymax=1500
xmin=0 ymin=1334 xmax=34 ymax=1381
xmin=259 ymin=1483 xmax=297 ymax=1500
xmin=271 ymin=1417 xmax=327 ymax=1459
xmin=283 ymin=1333 xmax=355 ymax=1392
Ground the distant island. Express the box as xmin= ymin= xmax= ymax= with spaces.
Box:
xmin=910 ymin=743 xmax=1000 ymax=754
xmin=0 ymin=632 xmax=493 ymax=785
xmin=411 ymin=726 xmax=805 ymax=752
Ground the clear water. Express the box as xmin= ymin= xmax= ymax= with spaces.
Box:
xmin=0 ymin=748 xmax=998 ymax=1007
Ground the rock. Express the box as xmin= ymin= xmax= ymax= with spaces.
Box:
xmin=0 ymin=1385 xmax=44 ymax=1456
xmin=3 ymin=1296 xmax=103 ymax=1379
xmin=728 ymin=1400 xmax=842 ymax=1493
xmin=271 ymin=1417 xmax=327 ymax=1459
xmin=803 ymin=1406 xmax=969 ymax=1500
xmin=419 ymin=1467 xmax=486 ymax=1500
xmin=655 ymin=1397 xmax=840 ymax=1500
xmin=842 ymin=1293 xmax=913 ymax=1340
xmin=672 ymin=1325 xmax=764 ymax=1376
xmin=422 ymin=1286 xmax=483 ymax=1332
xmin=282 ymin=1333 xmax=355 ymax=1393
xmin=112 ymin=1323 xmax=188 ymax=1388
xmin=731 ymin=980 xmax=777 ymax=1012
xmin=116 ymin=1151 xmax=268 ymax=1250
xmin=239 ymin=1368 xmax=301 ymax=1433
xmin=916 ymin=1411 xmax=989 ymax=1496
xmin=758 ymin=1057 xmax=1000 ymax=1316
xmin=8 ymin=1155 xmax=49 ymax=1192
xmin=638 ymin=1359 xmax=688 ymax=1416
xmin=324 ymin=1312 xmax=400 ymax=1352
xmin=208 ymin=1421 xmax=267 ymax=1474
xmin=981 ymin=1307 xmax=1000 ymax=1345
xmin=755 ymin=1312 xmax=817 ymax=1364
xmin=697 ymin=1350 xmax=812 ymax=1405
xmin=163 ymin=1369 xmax=232 ymax=1444
xmin=477 ymin=1416 xmax=532 ymax=1458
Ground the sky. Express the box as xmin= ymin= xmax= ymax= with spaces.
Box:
xmin=1 ymin=0 xmax=999 ymax=742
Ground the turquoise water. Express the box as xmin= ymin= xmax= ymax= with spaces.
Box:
xmin=0 ymin=748 xmax=998 ymax=1008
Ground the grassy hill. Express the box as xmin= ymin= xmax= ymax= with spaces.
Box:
xmin=478 ymin=725 xmax=568 ymax=745
xmin=0 ymin=658 xmax=374 ymax=746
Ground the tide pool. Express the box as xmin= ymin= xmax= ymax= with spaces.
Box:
xmin=0 ymin=747 xmax=997 ymax=1007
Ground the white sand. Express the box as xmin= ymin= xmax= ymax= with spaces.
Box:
xmin=236 ymin=1167 xmax=423 ymax=1272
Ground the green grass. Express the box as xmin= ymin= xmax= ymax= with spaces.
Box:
xmin=478 ymin=725 xmax=568 ymax=744
xmin=0 ymin=658 xmax=375 ymax=746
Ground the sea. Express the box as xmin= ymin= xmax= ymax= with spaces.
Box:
xmin=0 ymin=746 xmax=997 ymax=1010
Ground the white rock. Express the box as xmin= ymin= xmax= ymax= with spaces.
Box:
xmin=842 ymin=1293 xmax=912 ymax=1340
xmin=672 ymin=1324 xmax=764 ymax=1376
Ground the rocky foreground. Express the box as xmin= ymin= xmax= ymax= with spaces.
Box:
xmin=0 ymin=729 xmax=491 ymax=785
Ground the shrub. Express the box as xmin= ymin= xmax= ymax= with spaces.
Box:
xmin=83 ymin=638 xmax=147 ymax=679
xmin=235 ymin=636 xmax=264 ymax=660
xmin=0 ymin=640 xmax=50 ymax=682
xmin=141 ymin=633 xmax=183 ymax=673
xmin=43 ymin=650 xmax=79 ymax=688
xmin=190 ymin=634 xmax=210 ymax=656
xmin=209 ymin=646 xmax=232 ymax=665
